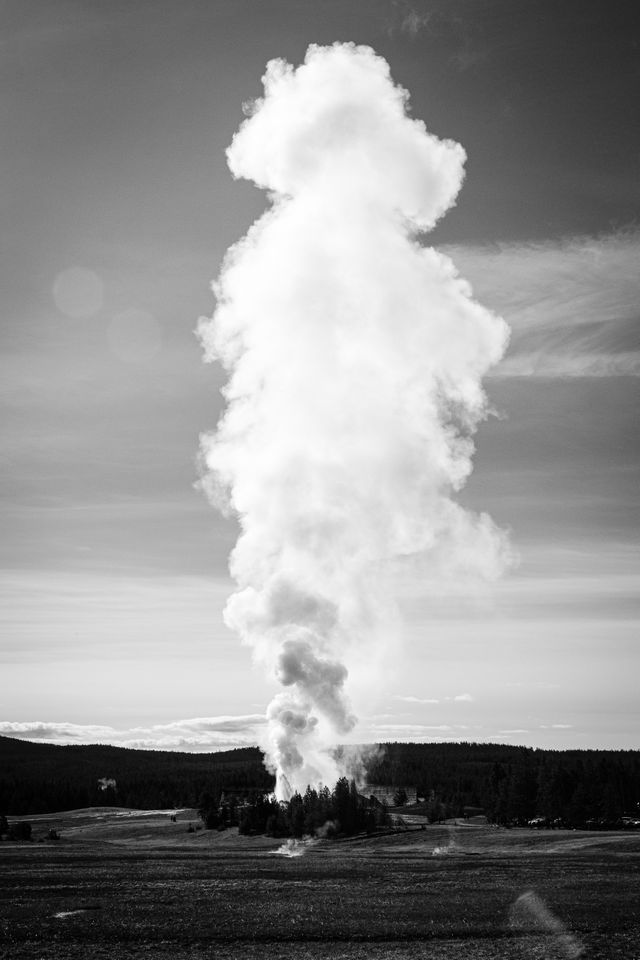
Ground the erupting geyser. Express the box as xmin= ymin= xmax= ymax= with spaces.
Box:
xmin=198 ymin=43 xmax=510 ymax=799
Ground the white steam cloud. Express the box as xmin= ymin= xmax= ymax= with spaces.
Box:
xmin=198 ymin=43 xmax=510 ymax=798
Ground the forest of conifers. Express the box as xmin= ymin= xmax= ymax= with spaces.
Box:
xmin=367 ymin=741 xmax=640 ymax=826
xmin=1 ymin=735 xmax=639 ymax=828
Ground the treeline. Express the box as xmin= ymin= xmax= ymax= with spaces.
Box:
xmin=198 ymin=778 xmax=392 ymax=838
xmin=0 ymin=736 xmax=274 ymax=815
xmin=2 ymin=735 xmax=639 ymax=828
xmin=369 ymin=742 xmax=640 ymax=827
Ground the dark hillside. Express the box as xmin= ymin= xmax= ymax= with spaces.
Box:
xmin=2 ymin=735 xmax=639 ymax=825
xmin=0 ymin=736 xmax=274 ymax=814
xmin=367 ymin=741 xmax=640 ymax=826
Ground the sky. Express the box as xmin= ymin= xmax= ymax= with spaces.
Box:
xmin=2 ymin=0 xmax=639 ymax=755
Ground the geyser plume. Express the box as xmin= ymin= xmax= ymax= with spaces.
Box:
xmin=198 ymin=43 xmax=510 ymax=799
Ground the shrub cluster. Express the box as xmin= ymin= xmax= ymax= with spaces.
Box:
xmin=237 ymin=778 xmax=391 ymax=838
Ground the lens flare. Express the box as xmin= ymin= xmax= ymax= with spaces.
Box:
xmin=52 ymin=267 xmax=103 ymax=319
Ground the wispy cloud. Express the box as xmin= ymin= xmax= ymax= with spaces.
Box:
xmin=393 ymin=695 xmax=440 ymax=704
xmin=387 ymin=1 xmax=432 ymax=38
xmin=0 ymin=721 xmax=116 ymax=741
xmin=0 ymin=715 xmax=266 ymax=751
xmin=393 ymin=693 xmax=475 ymax=704
xmin=367 ymin=722 xmax=480 ymax=743
xmin=446 ymin=230 xmax=640 ymax=377
xmin=0 ymin=569 xmax=235 ymax=662
xmin=372 ymin=723 xmax=454 ymax=738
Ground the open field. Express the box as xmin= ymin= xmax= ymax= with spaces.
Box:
xmin=1 ymin=809 xmax=639 ymax=959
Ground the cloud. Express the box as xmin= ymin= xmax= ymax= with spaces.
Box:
xmin=388 ymin=1 xmax=432 ymax=38
xmin=393 ymin=693 xmax=474 ymax=704
xmin=505 ymin=681 xmax=561 ymax=690
xmin=367 ymin=722 xmax=478 ymax=739
xmin=0 ymin=715 xmax=266 ymax=751
xmin=373 ymin=723 xmax=453 ymax=735
xmin=0 ymin=721 xmax=117 ymax=741
xmin=0 ymin=569 xmax=236 ymax=663
xmin=445 ymin=230 xmax=640 ymax=378
xmin=393 ymin=695 xmax=440 ymax=704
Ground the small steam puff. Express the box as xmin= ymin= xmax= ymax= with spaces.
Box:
xmin=199 ymin=43 xmax=511 ymax=799
xmin=275 ymin=836 xmax=319 ymax=858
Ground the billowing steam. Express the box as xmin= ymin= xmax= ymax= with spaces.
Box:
xmin=198 ymin=44 xmax=510 ymax=799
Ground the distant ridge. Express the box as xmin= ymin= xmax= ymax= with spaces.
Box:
xmin=1 ymin=736 xmax=638 ymax=824
xmin=0 ymin=732 xmax=263 ymax=765
xmin=0 ymin=735 xmax=273 ymax=815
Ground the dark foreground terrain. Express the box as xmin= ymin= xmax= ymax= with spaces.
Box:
xmin=1 ymin=809 xmax=639 ymax=959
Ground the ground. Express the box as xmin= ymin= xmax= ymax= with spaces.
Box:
xmin=1 ymin=808 xmax=639 ymax=959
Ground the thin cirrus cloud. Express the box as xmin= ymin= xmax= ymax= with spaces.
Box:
xmin=371 ymin=723 xmax=455 ymax=737
xmin=393 ymin=695 xmax=440 ymax=704
xmin=0 ymin=715 xmax=266 ymax=751
xmin=446 ymin=230 xmax=640 ymax=378
xmin=393 ymin=694 xmax=474 ymax=704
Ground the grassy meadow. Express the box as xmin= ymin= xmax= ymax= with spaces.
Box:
xmin=1 ymin=808 xmax=639 ymax=959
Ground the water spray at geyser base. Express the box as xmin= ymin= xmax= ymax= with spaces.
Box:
xmin=198 ymin=43 xmax=511 ymax=801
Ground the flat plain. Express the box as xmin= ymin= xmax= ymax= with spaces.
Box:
xmin=1 ymin=809 xmax=639 ymax=959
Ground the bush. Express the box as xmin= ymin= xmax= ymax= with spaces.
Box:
xmin=202 ymin=808 xmax=222 ymax=830
xmin=393 ymin=787 xmax=408 ymax=807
